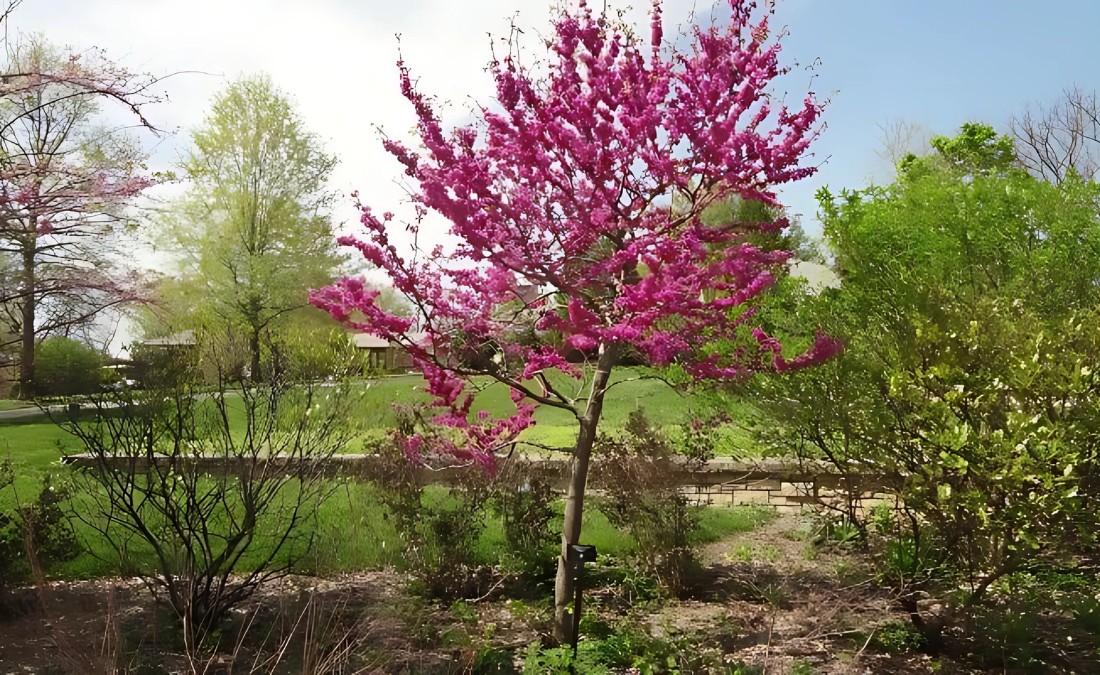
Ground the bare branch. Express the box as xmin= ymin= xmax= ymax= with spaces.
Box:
xmin=1010 ymin=85 xmax=1100 ymax=183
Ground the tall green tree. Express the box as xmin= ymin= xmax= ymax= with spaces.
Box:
xmin=157 ymin=75 xmax=340 ymax=379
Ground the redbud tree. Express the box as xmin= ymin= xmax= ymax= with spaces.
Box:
xmin=0 ymin=36 xmax=159 ymax=397
xmin=312 ymin=0 xmax=836 ymax=638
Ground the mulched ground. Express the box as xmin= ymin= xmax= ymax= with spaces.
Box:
xmin=0 ymin=516 xmax=995 ymax=673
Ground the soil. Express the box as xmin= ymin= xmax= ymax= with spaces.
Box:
xmin=0 ymin=515 xmax=990 ymax=673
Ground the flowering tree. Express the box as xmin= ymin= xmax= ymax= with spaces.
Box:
xmin=312 ymin=0 xmax=836 ymax=638
xmin=0 ymin=35 xmax=158 ymax=396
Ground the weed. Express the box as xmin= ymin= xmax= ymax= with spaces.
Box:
xmin=867 ymin=621 xmax=924 ymax=654
xmin=790 ymin=659 xmax=816 ymax=675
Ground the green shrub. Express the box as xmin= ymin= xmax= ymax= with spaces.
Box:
xmin=370 ymin=437 xmax=495 ymax=600
xmin=491 ymin=460 xmax=557 ymax=581
xmin=0 ymin=469 xmax=81 ymax=586
xmin=34 ymin=336 xmax=103 ymax=396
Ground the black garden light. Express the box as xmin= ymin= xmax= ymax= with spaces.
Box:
xmin=566 ymin=543 xmax=598 ymax=663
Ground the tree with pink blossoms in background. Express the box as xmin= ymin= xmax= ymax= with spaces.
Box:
xmin=312 ymin=0 xmax=838 ymax=640
xmin=0 ymin=33 xmax=160 ymax=397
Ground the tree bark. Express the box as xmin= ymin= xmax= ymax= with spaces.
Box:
xmin=248 ymin=326 xmax=262 ymax=383
xmin=553 ymin=342 xmax=619 ymax=643
xmin=17 ymin=245 xmax=36 ymax=399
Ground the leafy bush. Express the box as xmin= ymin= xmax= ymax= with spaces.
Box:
xmin=750 ymin=126 xmax=1100 ymax=639
xmin=490 ymin=460 xmax=558 ymax=581
xmin=594 ymin=411 xmax=708 ymax=596
xmin=34 ymin=336 xmax=103 ymax=396
xmin=0 ymin=468 xmax=81 ymax=587
xmin=369 ymin=433 xmax=495 ymax=600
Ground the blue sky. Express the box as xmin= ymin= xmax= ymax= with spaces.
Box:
xmin=772 ymin=0 xmax=1100 ymax=232
xmin=12 ymin=0 xmax=1099 ymax=237
xmin=13 ymin=0 xmax=1098 ymax=354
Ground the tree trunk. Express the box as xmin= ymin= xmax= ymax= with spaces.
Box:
xmin=249 ymin=327 xmax=262 ymax=383
xmin=17 ymin=246 xmax=36 ymax=399
xmin=553 ymin=342 xmax=619 ymax=643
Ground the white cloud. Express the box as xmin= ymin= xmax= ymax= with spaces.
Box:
xmin=11 ymin=0 xmax=701 ymax=228
xmin=7 ymin=0 xmax=760 ymax=353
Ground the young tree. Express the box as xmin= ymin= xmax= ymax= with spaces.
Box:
xmin=312 ymin=0 xmax=835 ymax=639
xmin=157 ymin=75 xmax=341 ymax=380
xmin=0 ymin=36 xmax=157 ymax=397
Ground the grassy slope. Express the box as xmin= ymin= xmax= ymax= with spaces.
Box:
xmin=347 ymin=370 xmax=759 ymax=452
xmin=0 ymin=371 xmax=767 ymax=580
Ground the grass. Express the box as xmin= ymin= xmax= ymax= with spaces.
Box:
xmin=0 ymin=369 xmax=764 ymax=469
xmin=343 ymin=369 xmax=761 ymax=453
xmin=0 ymin=369 xmax=770 ymax=582
xmin=0 ymin=399 xmax=34 ymax=412
xmin=47 ymin=480 xmax=773 ymax=581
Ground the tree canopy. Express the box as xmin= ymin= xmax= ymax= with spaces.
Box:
xmin=0 ymin=35 xmax=155 ymax=397
xmin=153 ymin=74 xmax=341 ymax=379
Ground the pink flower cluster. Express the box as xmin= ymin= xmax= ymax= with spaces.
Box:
xmin=311 ymin=0 xmax=834 ymax=468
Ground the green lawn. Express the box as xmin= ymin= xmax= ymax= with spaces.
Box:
xmin=51 ymin=479 xmax=774 ymax=581
xmin=345 ymin=370 xmax=760 ymax=453
xmin=0 ymin=369 xmax=763 ymax=500
xmin=0 ymin=371 xmax=770 ymax=582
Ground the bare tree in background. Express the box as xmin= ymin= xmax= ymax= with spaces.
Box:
xmin=874 ymin=119 xmax=932 ymax=173
xmin=1010 ymin=86 xmax=1100 ymax=184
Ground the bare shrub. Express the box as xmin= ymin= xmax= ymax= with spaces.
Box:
xmin=593 ymin=411 xmax=711 ymax=596
xmin=62 ymin=338 xmax=356 ymax=647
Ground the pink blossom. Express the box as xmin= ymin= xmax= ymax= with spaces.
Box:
xmin=311 ymin=0 xmax=831 ymax=470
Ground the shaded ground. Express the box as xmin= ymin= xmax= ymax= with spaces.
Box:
xmin=0 ymin=513 xmax=988 ymax=674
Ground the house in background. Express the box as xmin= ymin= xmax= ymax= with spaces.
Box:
xmin=350 ymin=332 xmax=435 ymax=372
xmin=140 ymin=330 xmax=198 ymax=348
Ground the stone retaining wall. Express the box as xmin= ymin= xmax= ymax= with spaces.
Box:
xmin=61 ymin=453 xmax=898 ymax=513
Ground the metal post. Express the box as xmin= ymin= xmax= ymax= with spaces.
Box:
xmin=571 ymin=562 xmax=584 ymax=660
xmin=566 ymin=544 xmax=597 ymax=670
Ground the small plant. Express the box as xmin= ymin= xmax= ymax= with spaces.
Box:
xmin=867 ymin=621 xmax=925 ymax=654
xmin=450 ymin=599 xmax=478 ymax=625
xmin=594 ymin=411 xmax=707 ymax=596
xmin=790 ymin=660 xmax=816 ymax=675
xmin=729 ymin=544 xmax=754 ymax=563
xmin=522 ymin=619 xmax=731 ymax=674
xmin=523 ymin=640 xmax=607 ymax=675
xmin=470 ymin=644 xmax=519 ymax=674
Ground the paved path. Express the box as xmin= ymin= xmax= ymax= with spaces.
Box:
xmin=0 ymin=404 xmax=68 ymax=422
xmin=0 ymin=402 xmax=123 ymax=422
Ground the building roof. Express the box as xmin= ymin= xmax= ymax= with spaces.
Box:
xmin=350 ymin=331 xmax=433 ymax=350
xmin=141 ymin=329 xmax=196 ymax=347
xmin=350 ymin=333 xmax=390 ymax=349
